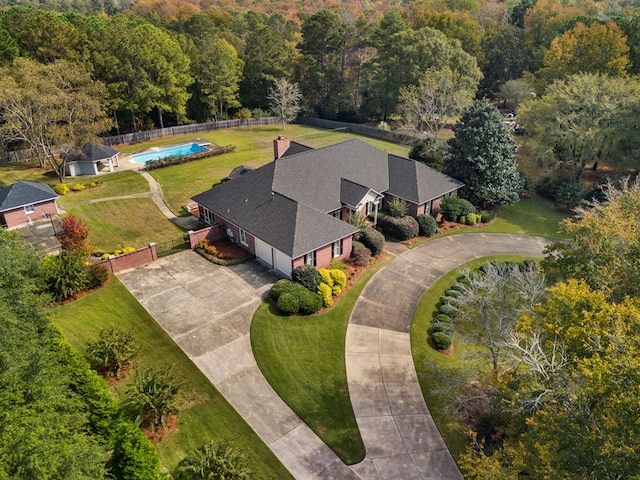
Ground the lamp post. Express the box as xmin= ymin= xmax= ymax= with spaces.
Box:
xmin=44 ymin=213 xmax=56 ymax=236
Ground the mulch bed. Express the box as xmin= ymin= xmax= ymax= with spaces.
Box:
xmin=141 ymin=414 xmax=178 ymax=444
xmin=209 ymin=237 xmax=253 ymax=261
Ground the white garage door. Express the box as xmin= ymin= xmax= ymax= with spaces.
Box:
xmin=254 ymin=238 xmax=273 ymax=267
xmin=274 ymin=249 xmax=292 ymax=278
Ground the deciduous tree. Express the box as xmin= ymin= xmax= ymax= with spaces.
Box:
xmin=268 ymin=78 xmax=302 ymax=130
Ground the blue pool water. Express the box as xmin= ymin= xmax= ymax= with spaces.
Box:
xmin=131 ymin=143 xmax=207 ymax=164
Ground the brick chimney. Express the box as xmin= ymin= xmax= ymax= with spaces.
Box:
xmin=273 ymin=136 xmax=290 ymax=160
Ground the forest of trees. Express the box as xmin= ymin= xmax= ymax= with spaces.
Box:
xmin=0 ymin=0 xmax=639 ymax=139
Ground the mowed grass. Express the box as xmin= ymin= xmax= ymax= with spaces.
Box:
xmin=251 ymin=254 xmax=394 ymax=464
xmin=65 ymin=198 xmax=185 ymax=252
xmin=410 ymin=255 xmax=535 ymax=460
xmin=57 ymin=170 xmax=149 ymax=206
xmin=122 ymin=124 xmax=410 ymax=214
xmin=52 ymin=277 xmax=292 ymax=478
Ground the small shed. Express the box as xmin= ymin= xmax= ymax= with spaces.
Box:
xmin=65 ymin=143 xmax=120 ymax=177
xmin=0 ymin=181 xmax=59 ymax=229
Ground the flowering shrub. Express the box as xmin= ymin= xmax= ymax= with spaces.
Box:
xmin=196 ymin=239 xmax=227 ymax=259
xmin=54 ymin=183 xmax=70 ymax=195
xmin=71 ymin=183 xmax=85 ymax=191
xmin=317 ymin=282 xmax=333 ymax=307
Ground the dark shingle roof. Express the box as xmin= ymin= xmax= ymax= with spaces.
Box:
xmin=192 ymin=164 xmax=357 ymax=257
xmin=193 ymin=138 xmax=462 ymax=258
xmin=0 ymin=181 xmax=58 ymax=212
xmin=66 ymin=143 xmax=118 ymax=163
xmin=227 ymin=165 xmax=254 ymax=180
xmin=387 ymin=154 xmax=464 ymax=204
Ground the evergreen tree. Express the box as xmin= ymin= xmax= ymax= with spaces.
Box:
xmin=445 ymin=100 xmax=523 ymax=208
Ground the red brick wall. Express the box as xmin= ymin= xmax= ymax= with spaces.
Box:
xmin=99 ymin=243 xmax=158 ymax=273
xmin=291 ymin=235 xmax=353 ymax=271
xmin=188 ymin=224 xmax=225 ymax=248
xmin=2 ymin=200 xmax=58 ymax=229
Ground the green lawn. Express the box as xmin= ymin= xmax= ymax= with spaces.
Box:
xmin=52 ymin=277 xmax=292 ymax=478
xmin=57 ymin=170 xmax=149 ymax=206
xmin=65 ymin=198 xmax=186 ymax=252
xmin=410 ymin=255 xmax=535 ymax=460
xmin=251 ymin=255 xmax=394 ymax=464
xmin=126 ymin=125 xmax=410 ymax=214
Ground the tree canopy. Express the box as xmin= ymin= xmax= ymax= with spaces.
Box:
xmin=445 ymin=100 xmax=523 ymax=208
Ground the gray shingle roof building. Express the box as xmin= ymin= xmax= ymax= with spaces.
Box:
xmin=0 ymin=181 xmax=58 ymax=212
xmin=192 ymin=138 xmax=463 ymax=260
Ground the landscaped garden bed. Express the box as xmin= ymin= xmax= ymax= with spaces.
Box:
xmin=195 ymin=238 xmax=254 ymax=265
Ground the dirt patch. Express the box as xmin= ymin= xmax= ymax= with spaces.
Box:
xmin=141 ymin=414 xmax=177 ymax=444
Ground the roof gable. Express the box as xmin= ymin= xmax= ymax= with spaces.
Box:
xmin=66 ymin=143 xmax=119 ymax=163
xmin=0 ymin=181 xmax=58 ymax=212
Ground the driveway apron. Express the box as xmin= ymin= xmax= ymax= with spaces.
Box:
xmin=347 ymin=233 xmax=551 ymax=480
xmin=118 ymin=251 xmax=359 ymax=480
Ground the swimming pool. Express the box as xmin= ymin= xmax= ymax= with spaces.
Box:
xmin=131 ymin=143 xmax=208 ymax=164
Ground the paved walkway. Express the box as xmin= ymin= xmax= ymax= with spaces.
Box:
xmin=118 ymin=234 xmax=551 ymax=480
xmin=346 ymin=233 xmax=551 ymax=479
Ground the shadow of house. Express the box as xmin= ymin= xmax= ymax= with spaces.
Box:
xmin=65 ymin=143 xmax=120 ymax=177
xmin=0 ymin=181 xmax=59 ymax=229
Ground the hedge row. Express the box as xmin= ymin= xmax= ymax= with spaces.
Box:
xmin=378 ymin=214 xmax=419 ymax=240
xmin=271 ymin=279 xmax=323 ymax=315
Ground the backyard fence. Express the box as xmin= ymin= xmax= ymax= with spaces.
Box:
xmin=295 ymin=117 xmax=421 ymax=146
xmin=102 ymin=117 xmax=281 ymax=146
xmin=154 ymin=237 xmax=191 ymax=258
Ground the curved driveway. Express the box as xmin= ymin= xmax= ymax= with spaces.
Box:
xmin=346 ymin=233 xmax=551 ymax=479
xmin=118 ymin=233 xmax=550 ymax=480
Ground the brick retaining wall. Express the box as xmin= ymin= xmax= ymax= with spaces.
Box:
xmin=99 ymin=243 xmax=158 ymax=273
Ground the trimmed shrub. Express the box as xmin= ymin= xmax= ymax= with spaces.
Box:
xmin=54 ymin=183 xmax=70 ymax=195
xmin=330 ymin=269 xmax=347 ymax=289
xmin=458 ymin=199 xmax=477 ymax=217
xmin=271 ymin=279 xmax=295 ymax=300
xmin=360 ymin=227 xmax=385 ymax=255
xmin=378 ymin=215 xmax=419 ymax=240
xmin=479 ymin=210 xmax=496 ymax=223
xmin=432 ymin=331 xmax=452 ymax=350
xmin=328 ymin=258 xmax=347 ymax=271
xmin=317 ymin=282 xmax=333 ymax=307
xmin=292 ymin=265 xmax=322 ymax=292
xmin=440 ymin=196 xmax=462 ymax=221
xmin=466 ymin=212 xmax=478 ymax=225
xmin=439 ymin=303 xmax=458 ymax=317
xmin=277 ymin=292 xmax=300 ymax=315
xmin=71 ymin=183 xmax=86 ymax=191
xmin=298 ymin=289 xmax=323 ymax=314
xmin=318 ymin=268 xmax=334 ymax=287
xmin=86 ymin=263 xmax=109 ymax=289
xmin=459 ymin=215 xmax=466 ymax=225
xmin=436 ymin=314 xmax=452 ymax=324
xmin=431 ymin=322 xmax=455 ymax=336
xmin=389 ymin=196 xmax=408 ymax=218
xmin=332 ymin=285 xmax=343 ymax=296
xmin=417 ymin=214 xmax=438 ymax=237
xmin=352 ymin=242 xmax=371 ymax=267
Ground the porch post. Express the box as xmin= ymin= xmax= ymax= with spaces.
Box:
xmin=374 ymin=200 xmax=379 ymax=226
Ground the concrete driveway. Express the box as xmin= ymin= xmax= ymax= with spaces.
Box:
xmin=118 ymin=251 xmax=359 ymax=480
xmin=346 ymin=233 xmax=551 ymax=479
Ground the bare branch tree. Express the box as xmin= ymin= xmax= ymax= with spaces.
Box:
xmin=268 ymin=78 xmax=302 ymax=131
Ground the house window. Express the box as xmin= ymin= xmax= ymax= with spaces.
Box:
xmin=333 ymin=209 xmax=341 ymax=219
xmin=424 ymin=201 xmax=431 ymax=215
xmin=201 ymin=207 xmax=215 ymax=225
xmin=333 ymin=239 xmax=343 ymax=258
xmin=304 ymin=251 xmax=316 ymax=267
xmin=24 ymin=204 xmax=35 ymax=214
xmin=239 ymin=228 xmax=248 ymax=246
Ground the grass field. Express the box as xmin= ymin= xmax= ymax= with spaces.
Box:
xmin=52 ymin=277 xmax=293 ymax=478
xmin=57 ymin=170 xmax=149 ymax=206
xmin=65 ymin=198 xmax=186 ymax=252
xmin=127 ymin=125 xmax=410 ymax=214
xmin=251 ymin=254 xmax=394 ymax=464
xmin=410 ymin=255 xmax=535 ymax=460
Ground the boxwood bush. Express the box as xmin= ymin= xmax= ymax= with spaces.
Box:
xmin=277 ymin=292 xmax=300 ymax=315
xmin=430 ymin=322 xmax=455 ymax=336
xmin=440 ymin=196 xmax=462 ymax=221
xmin=292 ymin=265 xmax=322 ymax=292
xmin=298 ymin=289 xmax=323 ymax=314
xmin=378 ymin=215 xmax=419 ymax=240
xmin=359 ymin=227 xmax=385 ymax=255
xmin=417 ymin=214 xmax=438 ymax=237
xmin=317 ymin=282 xmax=333 ymax=307
xmin=432 ymin=331 xmax=452 ymax=350
xmin=271 ymin=279 xmax=295 ymax=300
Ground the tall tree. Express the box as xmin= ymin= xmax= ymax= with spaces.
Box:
xmin=541 ymin=21 xmax=630 ymax=81
xmin=445 ymin=100 xmax=523 ymax=208
xmin=542 ymin=178 xmax=640 ymax=302
xmin=298 ymin=9 xmax=345 ymax=116
xmin=0 ymin=58 xmax=112 ymax=182
xmin=478 ymin=23 xmax=526 ymax=97
xmin=268 ymin=78 xmax=302 ymax=130
xmin=517 ymin=73 xmax=640 ymax=181
xmin=398 ymin=67 xmax=477 ymax=143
